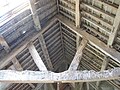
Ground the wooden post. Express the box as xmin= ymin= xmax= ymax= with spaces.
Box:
xmin=29 ymin=0 xmax=41 ymax=30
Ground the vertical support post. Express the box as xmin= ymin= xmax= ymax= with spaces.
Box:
xmin=75 ymin=0 xmax=80 ymax=28
xmin=107 ymin=5 xmax=120 ymax=46
xmin=29 ymin=0 xmax=41 ymax=31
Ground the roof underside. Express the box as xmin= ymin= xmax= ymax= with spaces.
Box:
xmin=0 ymin=0 xmax=120 ymax=90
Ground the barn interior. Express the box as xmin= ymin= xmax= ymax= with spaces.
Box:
xmin=0 ymin=0 xmax=120 ymax=90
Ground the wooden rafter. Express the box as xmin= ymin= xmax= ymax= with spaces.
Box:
xmin=75 ymin=0 xmax=80 ymax=27
xmin=38 ymin=34 xmax=53 ymax=70
xmin=0 ymin=17 xmax=57 ymax=70
xmin=68 ymin=39 xmax=87 ymax=71
xmin=108 ymin=5 xmax=120 ymax=46
xmin=28 ymin=42 xmax=47 ymax=71
xmin=57 ymin=15 xmax=120 ymax=64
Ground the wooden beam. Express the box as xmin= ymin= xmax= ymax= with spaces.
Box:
xmin=0 ymin=68 xmax=120 ymax=83
xmin=86 ymin=83 xmax=90 ymax=90
xmin=0 ymin=17 xmax=57 ymax=69
xmin=57 ymin=83 xmax=60 ymax=90
xmin=0 ymin=37 xmax=35 ymax=88
xmin=0 ymin=34 xmax=10 ymax=52
xmin=11 ymin=57 xmax=35 ymax=88
xmin=29 ymin=0 xmax=41 ymax=30
xmin=96 ymin=56 xmax=109 ymax=89
xmin=11 ymin=57 xmax=23 ymax=71
xmin=38 ymin=34 xmax=53 ymax=70
xmin=28 ymin=42 xmax=47 ymax=71
xmin=57 ymin=15 xmax=120 ymax=64
xmin=68 ymin=39 xmax=88 ymax=71
xmin=32 ymin=84 xmax=44 ymax=90
xmin=76 ymin=35 xmax=80 ymax=49
xmin=108 ymin=5 xmax=120 ymax=46
xmin=75 ymin=0 xmax=80 ymax=27
xmin=57 ymin=0 xmax=59 ymax=12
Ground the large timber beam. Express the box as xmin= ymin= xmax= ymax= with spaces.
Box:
xmin=108 ymin=5 xmax=120 ymax=46
xmin=28 ymin=42 xmax=47 ymax=71
xmin=38 ymin=34 xmax=53 ymax=70
xmin=0 ymin=68 xmax=120 ymax=83
xmin=57 ymin=15 xmax=120 ymax=64
xmin=68 ymin=39 xmax=87 ymax=71
xmin=29 ymin=0 xmax=41 ymax=30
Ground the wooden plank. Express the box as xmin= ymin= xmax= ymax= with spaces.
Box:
xmin=68 ymin=39 xmax=88 ymax=71
xmin=108 ymin=5 xmax=120 ymax=46
xmin=28 ymin=42 xmax=47 ymax=71
xmin=0 ymin=68 xmax=120 ymax=83
xmin=38 ymin=34 xmax=53 ymax=70
xmin=57 ymin=15 xmax=120 ymax=64
xmin=29 ymin=0 xmax=41 ymax=30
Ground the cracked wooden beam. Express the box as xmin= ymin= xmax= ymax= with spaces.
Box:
xmin=68 ymin=39 xmax=88 ymax=71
xmin=0 ymin=68 xmax=120 ymax=83
xmin=108 ymin=5 xmax=120 ymax=46
xmin=29 ymin=0 xmax=41 ymax=30
xmin=28 ymin=42 xmax=47 ymax=71
xmin=38 ymin=34 xmax=53 ymax=70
